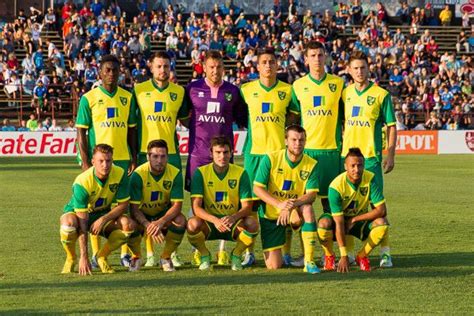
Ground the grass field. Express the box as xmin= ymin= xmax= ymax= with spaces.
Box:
xmin=0 ymin=155 xmax=473 ymax=314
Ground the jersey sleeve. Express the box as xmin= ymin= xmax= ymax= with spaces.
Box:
xmin=129 ymin=171 xmax=143 ymax=205
xmin=72 ymin=183 xmax=90 ymax=212
xmin=239 ymin=170 xmax=252 ymax=201
xmin=233 ymin=91 xmax=248 ymax=129
xmin=116 ymin=171 xmax=130 ymax=202
xmin=76 ymin=95 xmax=91 ymax=129
xmin=289 ymin=86 xmax=301 ymax=114
xmin=369 ymin=176 xmax=385 ymax=207
xmin=305 ymin=164 xmax=320 ymax=193
xmin=328 ymin=187 xmax=344 ymax=217
xmin=254 ymin=155 xmax=271 ymax=188
xmin=170 ymin=171 xmax=184 ymax=201
xmin=190 ymin=168 xmax=204 ymax=198
xmin=128 ymin=93 xmax=138 ymax=127
xmin=381 ymin=93 xmax=396 ymax=126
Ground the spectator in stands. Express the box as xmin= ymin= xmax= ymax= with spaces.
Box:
xmin=32 ymin=81 xmax=48 ymax=115
xmin=457 ymin=31 xmax=470 ymax=53
xmin=35 ymin=122 xmax=48 ymax=131
xmin=22 ymin=72 xmax=36 ymax=96
xmin=64 ymin=119 xmax=76 ymax=131
xmin=425 ymin=111 xmax=442 ymax=130
xmin=4 ymin=73 xmax=20 ymax=108
xmin=32 ymin=47 xmax=45 ymax=73
xmin=439 ymin=5 xmax=452 ymax=26
xmin=26 ymin=113 xmax=38 ymax=131
xmin=44 ymin=7 xmax=57 ymax=31
xmin=48 ymin=119 xmax=63 ymax=131
xmin=2 ymin=118 xmax=16 ymax=131
xmin=17 ymin=120 xmax=29 ymax=131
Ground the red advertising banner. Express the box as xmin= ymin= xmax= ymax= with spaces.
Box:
xmin=394 ymin=130 xmax=438 ymax=154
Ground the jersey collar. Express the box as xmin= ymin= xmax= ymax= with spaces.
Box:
xmin=93 ymin=168 xmax=107 ymax=187
xmin=258 ymin=79 xmax=278 ymax=92
xmin=212 ymin=164 xmax=229 ymax=180
xmin=345 ymin=174 xmax=360 ymax=190
xmin=151 ymin=79 xmax=169 ymax=92
xmin=308 ymin=72 xmax=327 ymax=85
xmin=99 ymin=85 xmax=118 ymax=98
xmin=354 ymin=81 xmax=373 ymax=96
xmin=285 ymin=150 xmax=303 ymax=169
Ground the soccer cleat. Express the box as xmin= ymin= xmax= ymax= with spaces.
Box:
xmin=191 ymin=250 xmax=202 ymax=266
xmin=160 ymin=258 xmax=176 ymax=272
xmin=290 ymin=255 xmax=305 ymax=267
xmin=241 ymin=252 xmax=256 ymax=267
xmin=283 ymin=254 xmax=293 ymax=266
xmin=61 ymin=258 xmax=75 ymax=274
xmin=348 ymin=254 xmax=357 ymax=266
xmin=171 ymin=252 xmax=184 ymax=267
xmin=380 ymin=253 xmax=393 ymax=268
xmin=129 ymin=257 xmax=142 ymax=272
xmin=231 ymin=255 xmax=243 ymax=271
xmin=97 ymin=257 xmax=115 ymax=273
xmin=145 ymin=255 xmax=156 ymax=267
xmin=91 ymin=255 xmax=98 ymax=270
xmin=199 ymin=255 xmax=211 ymax=271
xmin=217 ymin=250 xmax=230 ymax=265
xmin=356 ymin=256 xmax=371 ymax=272
xmin=120 ymin=254 xmax=132 ymax=267
xmin=303 ymin=261 xmax=321 ymax=274
xmin=324 ymin=255 xmax=336 ymax=271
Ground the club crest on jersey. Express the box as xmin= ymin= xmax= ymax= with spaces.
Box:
xmin=367 ymin=96 xmax=375 ymax=106
xmin=145 ymin=92 xmax=151 ymax=98
xmin=170 ymin=92 xmax=177 ymax=101
xmin=360 ymin=187 xmax=368 ymax=196
xmin=278 ymin=91 xmax=286 ymax=100
xmin=225 ymin=93 xmax=232 ymax=101
xmin=299 ymin=171 xmax=310 ymax=180
xmin=228 ymin=179 xmax=237 ymax=189
xmin=163 ymin=181 xmax=172 ymax=190
xmin=329 ymin=83 xmax=337 ymax=92
xmin=120 ymin=96 xmax=128 ymax=106
xmin=109 ymin=183 xmax=119 ymax=193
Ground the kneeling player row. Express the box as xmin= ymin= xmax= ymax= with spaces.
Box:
xmin=59 ymin=128 xmax=391 ymax=275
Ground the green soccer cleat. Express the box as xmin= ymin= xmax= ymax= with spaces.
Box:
xmin=303 ymin=261 xmax=321 ymax=274
xmin=191 ymin=250 xmax=202 ymax=266
xmin=231 ymin=255 xmax=243 ymax=271
xmin=145 ymin=255 xmax=156 ymax=267
xmin=171 ymin=252 xmax=184 ymax=267
xmin=380 ymin=253 xmax=393 ymax=268
xmin=97 ymin=257 xmax=115 ymax=273
xmin=61 ymin=258 xmax=75 ymax=274
xmin=199 ymin=255 xmax=211 ymax=271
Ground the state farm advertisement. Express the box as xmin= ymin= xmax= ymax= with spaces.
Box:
xmin=394 ymin=131 xmax=438 ymax=154
xmin=0 ymin=131 xmax=248 ymax=157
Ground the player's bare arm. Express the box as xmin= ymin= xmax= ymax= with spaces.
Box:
xmin=76 ymin=212 xmax=92 ymax=276
xmin=333 ymin=214 xmax=349 ymax=273
xmin=221 ymin=200 xmax=253 ymax=228
xmin=346 ymin=203 xmax=387 ymax=232
xmin=127 ymin=126 xmax=138 ymax=174
xmin=90 ymin=201 xmax=129 ymax=235
xmin=192 ymin=196 xmax=230 ymax=233
xmin=77 ymin=128 xmax=91 ymax=170
xmin=384 ymin=125 xmax=397 ymax=174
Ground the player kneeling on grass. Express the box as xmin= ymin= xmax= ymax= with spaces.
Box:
xmin=187 ymin=136 xmax=258 ymax=271
xmin=318 ymin=148 xmax=390 ymax=272
xmin=253 ymin=125 xmax=321 ymax=274
xmin=130 ymin=139 xmax=186 ymax=272
xmin=59 ymin=144 xmax=141 ymax=275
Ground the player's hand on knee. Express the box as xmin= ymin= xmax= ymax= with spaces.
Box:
xmin=277 ymin=209 xmax=290 ymax=226
xmin=79 ymin=256 xmax=92 ymax=276
xmin=90 ymin=217 xmax=106 ymax=235
xmin=221 ymin=215 xmax=236 ymax=228
xmin=278 ymin=199 xmax=295 ymax=212
xmin=337 ymin=256 xmax=350 ymax=273
xmin=152 ymin=231 xmax=165 ymax=244
xmin=214 ymin=218 xmax=231 ymax=232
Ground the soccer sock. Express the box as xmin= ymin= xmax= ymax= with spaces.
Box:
xmin=246 ymin=244 xmax=255 ymax=254
xmin=219 ymin=240 xmax=226 ymax=252
xmin=282 ymin=226 xmax=293 ymax=256
xmin=317 ymin=227 xmax=334 ymax=256
xmin=358 ymin=225 xmax=389 ymax=258
xmin=301 ymin=222 xmax=317 ymax=263
xmin=188 ymin=208 xmax=196 ymax=252
xmin=345 ymin=235 xmax=355 ymax=257
xmin=187 ymin=231 xmax=210 ymax=256
xmin=232 ymin=230 xmax=257 ymax=257
xmin=298 ymin=231 xmax=304 ymax=256
xmin=145 ymin=234 xmax=154 ymax=257
xmin=127 ymin=232 xmax=142 ymax=258
xmin=60 ymin=226 xmax=78 ymax=260
xmin=120 ymin=244 xmax=130 ymax=258
xmin=90 ymin=233 xmax=101 ymax=256
xmin=97 ymin=230 xmax=132 ymax=259
xmin=161 ymin=226 xmax=185 ymax=259
xmin=380 ymin=233 xmax=390 ymax=255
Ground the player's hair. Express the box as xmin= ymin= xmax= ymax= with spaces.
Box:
xmin=285 ymin=124 xmax=306 ymax=138
xmin=93 ymin=143 xmax=114 ymax=156
xmin=147 ymin=139 xmax=168 ymax=153
xmin=100 ymin=54 xmax=120 ymax=69
xmin=348 ymin=51 xmax=368 ymax=65
xmin=210 ymin=135 xmax=232 ymax=151
xmin=304 ymin=41 xmax=326 ymax=56
xmin=204 ymin=50 xmax=223 ymax=62
xmin=149 ymin=51 xmax=171 ymax=63
xmin=345 ymin=147 xmax=365 ymax=160
xmin=257 ymin=48 xmax=277 ymax=62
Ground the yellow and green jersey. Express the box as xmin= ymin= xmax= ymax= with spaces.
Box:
xmin=341 ymin=82 xmax=396 ymax=159
xmin=328 ymin=170 xmax=385 ymax=217
xmin=240 ymin=80 xmax=293 ymax=155
xmin=76 ymin=86 xmax=137 ymax=161
xmin=191 ymin=163 xmax=252 ymax=217
xmin=129 ymin=161 xmax=184 ymax=217
xmin=254 ymin=149 xmax=319 ymax=220
xmin=134 ymin=80 xmax=188 ymax=155
xmin=290 ymin=73 xmax=344 ymax=151
xmin=64 ymin=165 xmax=129 ymax=213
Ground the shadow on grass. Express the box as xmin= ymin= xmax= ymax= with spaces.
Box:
xmin=4 ymin=306 xmax=218 ymax=314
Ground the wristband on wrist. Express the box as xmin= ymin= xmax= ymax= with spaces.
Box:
xmin=340 ymin=246 xmax=348 ymax=257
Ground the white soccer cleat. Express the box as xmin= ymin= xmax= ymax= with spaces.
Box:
xmin=160 ymin=258 xmax=176 ymax=272
xmin=129 ymin=257 xmax=142 ymax=272
xmin=171 ymin=252 xmax=184 ymax=267
xmin=290 ymin=255 xmax=305 ymax=267
xmin=145 ymin=255 xmax=156 ymax=267
xmin=380 ymin=253 xmax=393 ymax=268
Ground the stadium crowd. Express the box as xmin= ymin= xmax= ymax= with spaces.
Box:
xmin=0 ymin=1 xmax=473 ymax=131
